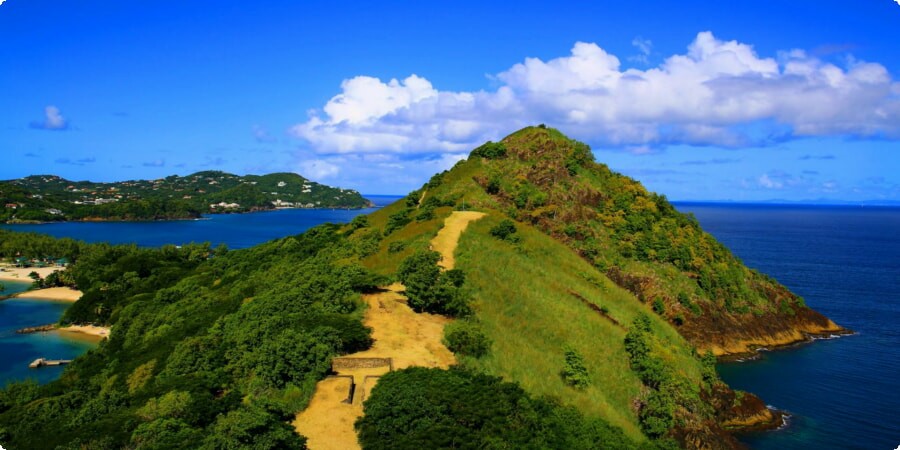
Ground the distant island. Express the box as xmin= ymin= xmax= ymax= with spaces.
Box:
xmin=0 ymin=171 xmax=372 ymax=223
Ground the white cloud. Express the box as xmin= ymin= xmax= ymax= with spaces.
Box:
xmin=298 ymin=159 xmax=340 ymax=179
xmin=633 ymin=37 xmax=653 ymax=55
xmin=629 ymin=37 xmax=653 ymax=65
xmin=758 ymin=173 xmax=783 ymax=189
xmin=292 ymin=31 xmax=900 ymax=154
xmin=31 ymin=105 xmax=68 ymax=130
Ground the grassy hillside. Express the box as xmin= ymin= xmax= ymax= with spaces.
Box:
xmin=442 ymin=126 xmax=843 ymax=356
xmin=456 ymin=215 xmax=691 ymax=440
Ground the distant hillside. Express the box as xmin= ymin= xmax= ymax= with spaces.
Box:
xmin=0 ymin=171 xmax=372 ymax=222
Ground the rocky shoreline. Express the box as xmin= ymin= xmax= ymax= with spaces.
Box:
xmin=16 ymin=323 xmax=58 ymax=334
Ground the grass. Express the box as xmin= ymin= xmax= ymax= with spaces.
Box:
xmin=455 ymin=214 xmax=704 ymax=442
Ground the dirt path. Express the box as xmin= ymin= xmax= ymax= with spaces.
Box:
xmin=293 ymin=284 xmax=456 ymax=449
xmin=430 ymin=211 xmax=486 ymax=270
xmin=294 ymin=211 xmax=485 ymax=449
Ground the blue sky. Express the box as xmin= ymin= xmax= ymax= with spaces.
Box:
xmin=2 ymin=0 xmax=899 ymax=202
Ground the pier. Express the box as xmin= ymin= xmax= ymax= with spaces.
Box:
xmin=28 ymin=358 xmax=72 ymax=369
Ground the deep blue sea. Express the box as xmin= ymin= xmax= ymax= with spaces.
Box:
xmin=1 ymin=199 xmax=896 ymax=448
xmin=0 ymin=196 xmax=397 ymax=249
xmin=675 ymin=203 xmax=900 ymax=450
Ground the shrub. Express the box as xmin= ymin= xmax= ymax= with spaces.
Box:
xmin=562 ymin=346 xmax=590 ymax=389
xmin=127 ymin=360 xmax=157 ymax=394
xmin=397 ymin=251 xmax=472 ymax=317
xmin=677 ymin=292 xmax=701 ymax=316
xmin=444 ymin=321 xmax=491 ymax=357
xmin=356 ymin=367 xmax=635 ymax=450
xmin=385 ymin=209 xmax=412 ymax=234
xmin=416 ymin=206 xmax=435 ymax=222
xmin=471 ymin=141 xmax=507 ymax=159
xmin=349 ymin=214 xmax=369 ymax=230
xmin=388 ymin=241 xmax=406 ymax=253
xmin=490 ymin=219 xmax=519 ymax=242
xmin=652 ymin=298 xmax=666 ymax=315
xmin=486 ymin=177 xmax=501 ymax=195
xmin=639 ymin=388 xmax=675 ymax=438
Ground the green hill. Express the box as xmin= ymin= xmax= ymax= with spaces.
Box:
xmin=0 ymin=126 xmax=841 ymax=449
xmin=1 ymin=171 xmax=371 ymax=222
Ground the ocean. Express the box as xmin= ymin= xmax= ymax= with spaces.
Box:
xmin=1 ymin=199 xmax=896 ymax=449
xmin=676 ymin=203 xmax=900 ymax=450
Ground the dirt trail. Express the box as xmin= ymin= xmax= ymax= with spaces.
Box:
xmin=293 ymin=284 xmax=456 ymax=449
xmin=430 ymin=211 xmax=486 ymax=270
xmin=294 ymin=212 xmax=485 ymax=448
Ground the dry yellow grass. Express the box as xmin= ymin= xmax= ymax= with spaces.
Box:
xmin=430 ymin=211 xmax=486 ymax=270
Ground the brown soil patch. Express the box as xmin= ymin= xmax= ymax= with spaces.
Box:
xmin=293 ymin=283 xmax=456 ymax=449
xmin=431 ymin=211 xmax=486 ymax=270
xmin=293 ymin=377 xmax=360 ymax=450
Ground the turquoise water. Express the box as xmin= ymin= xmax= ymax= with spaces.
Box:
xmin=0 ymin=282 xmax=98 ymax=385
xmin=677 ymin=203 xmax=900 ymax=450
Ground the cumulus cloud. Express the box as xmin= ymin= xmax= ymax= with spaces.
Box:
xmin=30 ymin=105 xmax=69 ymax=130
xmin=629 ymin=37 xmax=653 ymax=65
xmin=292 ymin=32 xmax=900 ymax=154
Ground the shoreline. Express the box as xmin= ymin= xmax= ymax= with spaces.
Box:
xmin=58 ymin=324 xmax=110 ymax=339
xmin=715 ymin=328 xmax=856 ymax=362
xmin=0 ymin=266 xmax=62 ymax=282
xmin=10 ymin=287 xmax=83 ymax=302
xmin=2 ymin=203 xmax=376 ymax=226
xmin=16 ymin=323 xmax=109 ymax=340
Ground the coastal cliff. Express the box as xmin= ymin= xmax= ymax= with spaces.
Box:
xmin=683 ymin=306 xmax=849 ymax=358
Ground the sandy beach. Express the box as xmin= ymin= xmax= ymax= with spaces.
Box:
xmin=58 ymin=324 xmax=111 ymax=339
xmin=0 ymin=265 xmax=62 ymax=282
xmin=13 ymin=287 xmax=83 ymax=302
xmin=1 ymin=264 xmax=83 ymax=301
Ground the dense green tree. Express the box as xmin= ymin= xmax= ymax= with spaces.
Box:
xmin=356 ymin=367 xmax=636 ymax=450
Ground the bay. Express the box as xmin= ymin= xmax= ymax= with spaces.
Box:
xmin=0 ymin=197 xmax=401 ymax=387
